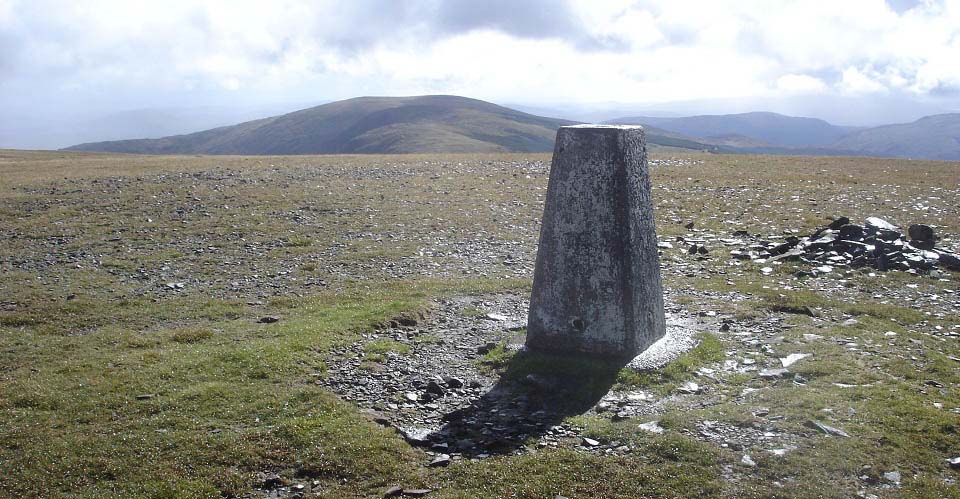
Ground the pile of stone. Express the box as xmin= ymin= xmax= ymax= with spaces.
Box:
xmin=722 ymin=216 xmax=960 ymax=273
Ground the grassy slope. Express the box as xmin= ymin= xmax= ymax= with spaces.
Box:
xmin=1 ymin=149 xmax=959 ymax=497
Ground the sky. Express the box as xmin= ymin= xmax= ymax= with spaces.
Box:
xmin=3 ymin=0 xmax=960 ymax=148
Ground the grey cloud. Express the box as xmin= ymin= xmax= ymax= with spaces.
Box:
xmin=435 ymin=0 xmax=580 ymax=40
xmin=0 ymin=32 xmax=18 ymax=75
xmin=309 ymin=0 xmax=631 ymax=52
xmin=308 ymin=1 xmax=430 ymax=53
xmin=433 ymin=0 xmax=628 ymax=51
xmin=658 ymin=23 xmax=698 ymax=46
xmin=885 ymin=0 xmax=925 ymax=14
xmin=2 ymin=0 xmax=624 ymax=88
xmin=806 ymin=67 xmax=844 ymax=86
xmin=929 ymin=82 xmax=960 ymax=97
xmin=289 ymin=0 xmax=631 ymax=56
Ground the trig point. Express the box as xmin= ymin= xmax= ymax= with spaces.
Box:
xmin=526 ymin=125 xmax=666 ymax=358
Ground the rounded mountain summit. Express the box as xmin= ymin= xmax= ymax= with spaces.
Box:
xmin=64 ymin=95 xmax=577 ymax=155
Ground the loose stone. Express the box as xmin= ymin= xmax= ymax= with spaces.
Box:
xmin=638 ymin=421 xmax=665 ymax=434
xmin=779 ymin=353 xmax=810 ymax=367
xmin=804 ymin=420 xmax=850 ymax=438
xmin=759 ymin=368 xmax=789 ymax=379
xmin=403 ymin=489 xmax=432 ymax=497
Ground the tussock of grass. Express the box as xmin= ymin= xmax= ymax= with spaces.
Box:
xmin=0 ymin=313 xmax=38 ymax=327
xmin=478 ymin=342 xmax=514 ymax=372
xmin=363 ymin=338 xmax=411 ymax=362
xmin=365 ymin=338 xmax=411 ymax=356
xmin=842 ymin=301 xmax=926 ymax=323
xmin=285 ymin=236 xmax=313 ymax=247
xmin=171 ymin=327 xmax=214 ymax=344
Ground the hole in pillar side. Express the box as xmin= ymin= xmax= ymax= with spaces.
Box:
xmin=571 ymin=318 xmax=585 ymax=332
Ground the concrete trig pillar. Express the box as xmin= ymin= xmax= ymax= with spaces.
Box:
xmin=526 ymin=125 xmax=666 ymax=358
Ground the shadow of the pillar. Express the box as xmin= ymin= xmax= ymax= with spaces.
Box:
xmin=423 ymin=349 xmax=628 ymax=456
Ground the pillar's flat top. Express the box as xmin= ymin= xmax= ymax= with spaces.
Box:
xmin=561 ymin=124 xmax=644 ymax=130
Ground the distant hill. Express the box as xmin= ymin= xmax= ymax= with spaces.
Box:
xmin=606 ymin=112 xmax=855 ymax=147
xmin=64 ymin=95 xmax=727 ymax=155
xmin=830 ymin=113 xmax=960 ymax=160
xmin=699 ymin=134 xmax=775 ymax=149
xmin=64 ymin=96 xmax=567 ymax=154
xmin=65 ymin=97 xmax=960 ymax=160
xmin=606 ymin=111 xmax=960 ymax=160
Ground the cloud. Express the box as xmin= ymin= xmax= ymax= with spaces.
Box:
xmin=839 ymin=67 xmax=889 ymax=94
xmin=777 ymin=74 xmax=829 ymax=93
xmin=2 ymin=0 xmax=960 ymax=147
xmin=435 ymin=0 xmax=578 ymax=40
xmin=885 ymin=0 xmax=926 ymax=13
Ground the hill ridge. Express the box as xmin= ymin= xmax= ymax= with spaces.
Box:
xmin=64 ymin=96 xmax=960 ymax=159
xmin=65 ymin=95 xmax=726 ymax=155
xmin=606 ymin=111 xmax=960 ymax=159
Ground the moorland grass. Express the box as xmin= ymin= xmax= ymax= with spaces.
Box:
xmin=1 ymin=149 xmax=958 ymax=497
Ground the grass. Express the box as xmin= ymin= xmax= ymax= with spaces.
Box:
xmin=285 ymin=236 xmax=314 ymax=247
xmin=171 ymin=327 xmax=214 ymax=344
xmin=1 ymin=149 xmax=959 ymax=497
xmin=478 ymin=342 xmax=514 ymax=372
xmin=615 ymin=333 xmax=725 ymax=394
xmin=364 ymin=338 xmax=412 ymax=362
xmin=479 ymin=332 xmax=725 ymax=397
xmin=700 ymin=277 xmax=931 ymax=325
xmin=433 ymin=445 xmax=723 ymax=498
xmin=0 ymin=279 xmax=510 ymax=497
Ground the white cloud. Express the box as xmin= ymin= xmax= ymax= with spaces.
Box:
xmin=839 ymin=67 xmax=888 ymax=94
xmin=2 ymin=0 xmax=960 ymax=136
xmin=777 ymin=74 xmax=829 ymax=93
